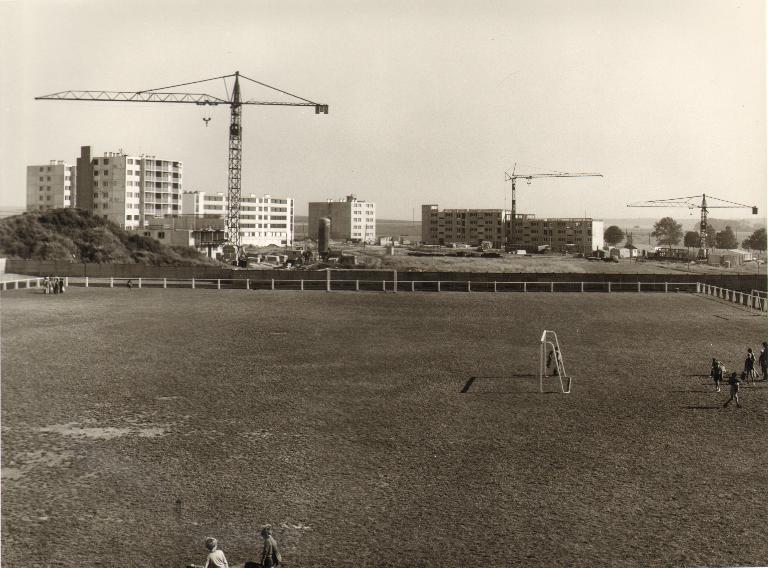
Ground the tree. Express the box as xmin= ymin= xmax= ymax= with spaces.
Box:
xmin=683 ymin=231 xmax=700 ymax=249
xmin=604 ymin=225 xmax=625 ymax=246
xmin=715 ymin=225 xmax=738 ymax=250
xmin=651 ymin=217 xmax=683 ymax=247
xmin=742 ymin=227 xmax=767 ymax=251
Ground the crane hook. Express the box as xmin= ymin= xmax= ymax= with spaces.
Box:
xmin=202 ymin=117 xmax=211 ymax=127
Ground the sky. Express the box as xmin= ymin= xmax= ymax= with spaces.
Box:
xmin=0 ymin=0 xmax=765 ymax=221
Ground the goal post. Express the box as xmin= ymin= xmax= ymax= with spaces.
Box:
xmin=539 ymin=330 xmax=572 ymax=393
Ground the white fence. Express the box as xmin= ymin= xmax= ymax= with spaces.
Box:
xmin=1 ymin=276 xmax=708 ymax=294
xmin=698 ymin=283 xmax=768 ymax=315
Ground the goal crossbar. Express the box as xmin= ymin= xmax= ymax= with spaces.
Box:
xmin=539 ymin=330 xmax=572 ymax=393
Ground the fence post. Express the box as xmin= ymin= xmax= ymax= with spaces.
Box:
xmin=468 ymin=281 xmax=471 ymax=293
xmin=246 ymin=278 xmax=250 ymax=290
xmin=437 ymin=281 xmax=441 ymax=292
xmin=664 ymin=282 xmax=668 ymax=293
xmin=494 ymin=281 xmax=497 ymax=293
xmin=217 ymin=279 xmax=221 ymax=290
xmin=607 ymin=282 xmax=611 ymax=293
xmin=110 ymin=277 xmax=114 ymax=288
xmin=301 ymin=279 xmax=304 ymax=291
xmin=696 ymin=282 xmax=701 ymax=293
xmin=637 ymin=282 xmax=641 ymax=293
xmin=272 ymin=278 xmax=276 ymax=291
xmin=411 ymin=280 xmax=415 ymax=292
xmin=164 ymin=278 xmax=167 ymax=289
xmin=382 ymin=279 xmax=386 ymax=292
xmin=65 ymin=277 xmax=69 ymax=288
xmin=85 ymin=277 xmax=89 ymax=288
xmin=192 ymin=278 xmax=195 ymax=289
xmin=138 ymin=278 xmax=142 ymax=289
xmin=394 ymin=270 xmax=398 ymax=294
xmin=523 ymin=282 xmax=527 ymax=293
xmin=550 ymin=281 xmax=554 ymax=293
xmin=355 ymin=279 xmax=359 ymax=291
xmin=14 ymin=281 xmax=18 ymax=290
xmin=581 ymin=281 xmax=584 ymax=293
xmin=326 ymin=270 xmax=330 ymax=293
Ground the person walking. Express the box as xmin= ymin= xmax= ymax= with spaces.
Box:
xmin=744 ymin=348 xmax=757 ymax=384
xmin=758 ymin=342 xmax=767 ymax=381
xmin=723 ymin=372 xmax=742 ymax=408
xmin=260 ymin=526 xmax=281 ymax=568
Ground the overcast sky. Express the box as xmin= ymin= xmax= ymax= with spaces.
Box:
xmin=0 ymin=0 xmax=765 ymax=220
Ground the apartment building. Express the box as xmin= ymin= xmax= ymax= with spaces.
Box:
xmin=421 ymin=204 xmax=603 ymax=253
xmin=510 ymin=215 xmax=604 ymax=253
xmin=421 ymin=205 xmax=505 ymax=247
xmin=75 ymin=146 xmax=183 ymax=229
xmin=26 ymin=161 xmax=75 ymax=211
xmin=181 ymin=191 xmax=294 ymax=247
xmin=308 ymin=195 xmax=376 ymax=243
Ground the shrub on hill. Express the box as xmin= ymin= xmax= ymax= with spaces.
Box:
xmin=0 ymin=208 xmax=223 ymax=266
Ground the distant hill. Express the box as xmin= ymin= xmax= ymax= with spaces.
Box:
xmin=0 ymin=208 xmax=223 ymax=266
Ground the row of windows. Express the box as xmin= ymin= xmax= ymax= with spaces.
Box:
xmin=240 ymin=223 xmax=288 ymax=229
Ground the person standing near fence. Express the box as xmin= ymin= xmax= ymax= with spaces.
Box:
xmin=759 ymin=342 xmax=767 ymax=381
xmin=744 ymin=348 xmax=757 ymax=384
xmin=259 ymin=526 xmax=281 ymax=567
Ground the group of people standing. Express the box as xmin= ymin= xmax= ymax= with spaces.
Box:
xmin=710 ymin=341 xmax=768 ymax=408
xmin=188 ymin=526 xmax=281 ymax=568
xmin=42 ymin=276 xmax=65 ymax=294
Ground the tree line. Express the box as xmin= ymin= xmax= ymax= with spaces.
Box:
xmin=603 ymin=218 xmax=766 ymax=251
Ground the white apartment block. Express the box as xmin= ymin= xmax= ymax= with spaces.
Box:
xmin=26 ymin=161 xmax=74 ymax=211
xmin=307 ymin=195 xmax=376 ymax=243
xmin=83 ymin=149 xmax=182 ymax=229
xmin=181 ymin=191 xmax=294 ymax=247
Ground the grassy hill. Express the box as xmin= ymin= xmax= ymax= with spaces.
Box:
xmin=0 ymin=208 xmax=222 ymax=266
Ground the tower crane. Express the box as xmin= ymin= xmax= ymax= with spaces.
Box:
xmin=627 ymin=194 xmax=758 ymax=259
xmin=503 ymin=165 xmax=602 ymax=249
xmin=36 ymin=71 xmax=328 ymax=259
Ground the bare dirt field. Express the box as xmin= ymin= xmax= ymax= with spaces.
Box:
xmin=2 ymin=288 xmax=767 ymax=567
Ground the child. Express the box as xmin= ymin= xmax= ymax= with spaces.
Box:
xmin=260 ymin=526 xmax=281 ymax=568
xmin=710 ymin=358 xmax=724 ymax=392
xmin=188 ymin=537 xmax=229 ymax=568
xmin=745 ymin=348 xmax=757 ymax=384
xmin=759 ymin=341 xmax=767 ymax=381
xmin=546 ymin=346 xmax=563 ymax=376
xmin=723 ymin=372 xmax=742 ymax=408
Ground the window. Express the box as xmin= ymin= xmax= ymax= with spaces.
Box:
xmin=47 ymin=176 xmax=51 ymax=181
xmin=158 ymin=232 xmax=165 ymax=239
xmin=39 ymin=167 xmax=43 ymax=172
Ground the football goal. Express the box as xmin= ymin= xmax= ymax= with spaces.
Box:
xmin=539 ymin=330 xmax=572 ymax=393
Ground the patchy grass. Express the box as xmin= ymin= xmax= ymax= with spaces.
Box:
xmin=2 ymin=289 xmax=767 ymax=567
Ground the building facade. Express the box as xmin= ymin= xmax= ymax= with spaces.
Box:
xmin=308 ymin=195 xmax=376 ymax=243
xmin=74 ymin=146 xmax=183 ymax=229
xmin=421 ymin=205 xmax=505 ymax=247
xmin=26 ymin=161 xmax=75 ymax=211
xmin=422 ymin=204 xmax=603 ymax=253
xmin=181 ymin=191 xmax=294 ymax=247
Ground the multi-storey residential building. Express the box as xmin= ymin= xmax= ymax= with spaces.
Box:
xmin=181 ymin=191 xmax=294 ymax=247
xmin=421 ymin=204 xmax=604 ymax=253
xmin=510 ymin=215 xmax=604 ymax=253
xmin=308 ymin=195 xmax=376 ymax=243
xmin=26 ymin=161 xmax=75 ymax=211
xmin=75 ymin=146 xmax=183 ymax=229
xmin=421 ymin=205 xmax=505 ymax=247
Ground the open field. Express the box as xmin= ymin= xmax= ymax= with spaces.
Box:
xmin=2 ymin=289 xmax=768 ymax=567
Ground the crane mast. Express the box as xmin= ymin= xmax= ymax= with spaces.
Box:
xmin=227 ymin=73 xmax=243 ymax=247
xmin=503 ymin=167 xmax=602 ymax=250
xmin=36 ymin=71 xmax=328 ymax=258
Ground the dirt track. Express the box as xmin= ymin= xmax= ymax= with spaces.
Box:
xmin=2 ymin=288 xmax=767 ymax=567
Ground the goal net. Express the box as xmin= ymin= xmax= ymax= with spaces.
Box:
xmin=539 ymin=330 xmax=572 ymax=393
